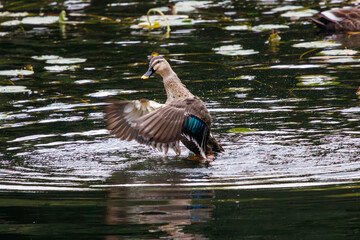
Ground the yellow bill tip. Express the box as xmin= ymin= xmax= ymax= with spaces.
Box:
xmin=141 ymin=75 xmax=149 ymax=79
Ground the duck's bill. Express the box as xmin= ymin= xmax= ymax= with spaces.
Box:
xmin=141 ymin=67 xmax=155 ymax=79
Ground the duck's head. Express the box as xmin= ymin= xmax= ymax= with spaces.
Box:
xmin=141 ymin=56 xmax=172 ymax=79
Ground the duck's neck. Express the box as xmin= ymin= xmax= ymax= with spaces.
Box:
xmin=160 ymin=71 xmax=194 ymax=104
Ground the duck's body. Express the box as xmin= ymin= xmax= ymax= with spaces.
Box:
xmin=310 ymin=6 xmax=360 ymax=32
xmin=105 ymin=55 xmax=223 ymax=159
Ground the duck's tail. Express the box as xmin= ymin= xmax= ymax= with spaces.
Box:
xmin=309 ymin=17 xmax=336 ymax=31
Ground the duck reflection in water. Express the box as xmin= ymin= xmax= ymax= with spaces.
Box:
xmin=105 ymin=172 xmax=214 ymax=239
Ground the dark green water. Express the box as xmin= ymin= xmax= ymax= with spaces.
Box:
xmin=0 ymin=0 xmax=360 ymax=239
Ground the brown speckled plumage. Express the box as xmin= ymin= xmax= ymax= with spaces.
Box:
xmin=311 ymin=6 xmax=360 ymax=32
xmin=104 ymin=56 xmax=223 ymax=158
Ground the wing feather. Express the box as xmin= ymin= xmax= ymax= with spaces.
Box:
xmin=104 ymin=99 xmax=164 ymax=142
xmin=105 ymin=97 xmax=214 ymax=157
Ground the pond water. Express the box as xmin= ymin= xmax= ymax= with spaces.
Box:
xmin=0 ymin=0 xmax=360 ymax=239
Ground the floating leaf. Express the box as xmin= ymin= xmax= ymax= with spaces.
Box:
xmin=0 ymin=11 xmax=29 ymax=17
xmin=213 ymin=44 xmax=259 ymax=56
xmin=281 ymin=9 xmax=318 ymax=18
xmin=44 ymin=65 xmax=79 ymax=72
xmin=325 ymin=58 xmax=360 ymax=63
xmin=225 ymin=25 xmax=249 ymax=31
xmin=292 ymin=41 xmax=341 ymax=48
xmin=270 ymin=6 xmax=303 ymax=13
xmin=1 ymin=16 xmax=60 ymax=26
xmin=21 ymin=16 xmax=59 ymax=25
xmin=46 ymin=57 xmax=87 ymax=64
xmin=296 ymin=75 xmax=340 ymax=86
xmin=156 ymin=1 xmax=211 ymax=13
xmin=0 ymin=85 xmax=31 ymax=93
xmin=32 ymin=55 xmax=61 ymax=61
xmin=0 ymin=69 xmax=34 ymax=76
xmin=252 ymin=24 xmax=289 ymax=31
xmin=227 ymin=127 xmax=256 ymax=133
xmin=1 ymin=20 xmax=21 ymax=26
xmin=174 ymin=0 xmax=211 ymax=12
xmin=318 ymin=49 xmax=358 ymax=56
xmin=134 ymin=14 xmax=190 ymax=29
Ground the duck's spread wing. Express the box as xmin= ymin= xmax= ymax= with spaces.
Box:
xmin=104 ymin=99 xmax=163 ymax=142
xmin=133 ymin=97 xmax=211 ymax=156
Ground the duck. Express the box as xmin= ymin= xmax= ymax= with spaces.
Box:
xmin=104 ymin=54 xmax=224 ymax=161
xmin=310 ymin=6 xmax=360 ymax=32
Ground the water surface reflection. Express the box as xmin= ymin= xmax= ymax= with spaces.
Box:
xmin=106 ymin=172 xmax=214 ymax=239
xmin=1 ymin=0 xmax=360 ymax=238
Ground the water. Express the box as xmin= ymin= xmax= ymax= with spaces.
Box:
xmin=0 ymin=0 xmax=360 ymax=239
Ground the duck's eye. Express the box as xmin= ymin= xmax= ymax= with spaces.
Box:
xmin=152 ymin=60 xmax=163 ymax=68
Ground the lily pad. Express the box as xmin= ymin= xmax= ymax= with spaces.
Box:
xmin=44 ymin=65 xmax=79 ymax=72
xmin=296 ymin=75 xmax=340 ymax=86
xmin=292 ymin=41 xmax=341 ymax=48
xmin=281 ymin=9 xmax=318 ymax=18
xmin=225 ymin=25 xmax=250 ymax=31
xmin=252 ymin=24 xmax=289 ymax=31
xmin=134 ymin=14 xmax=191 ymax=29
xmin=1 ymin=16 xmax=60 ymax=26
xmin=33 ymin=55 xmax=86 ymax=65
xmin=227 ymin=127 xmax=256 ymax=133
xmin=46 ymin=57 xmax=87 ymax=64
xmin=1 ymin=20 xmax=21 ymax=26
xmin=325 ymin=58 xmax=360 ymax=63
xmin=0 ymin=85 xmax=31 ymax=93
xmin=0 ymin=69 xmax=34 ymax=76
xmin=318 ymin=49 xmax=358 ymax=56
xmin=270 ymin=6 xmax=303 ymax=13
xmin=32 ymin=55 xmax=61 ymax=60
xmin=21 ymin=16 xmax=59 ymax=25
xmin=173 ymin=1 xmax=211 ymax=12
xmin=156 ymin=1 xmax=211 ymax=13
xmin=213 ymin=44 xmax=259 ymax=56
xmin=0 ymin=11 xmax=29 ymax=17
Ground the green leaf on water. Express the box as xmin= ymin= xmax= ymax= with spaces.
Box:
xmin=227 ymin=128 xmax=256 ymax=133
